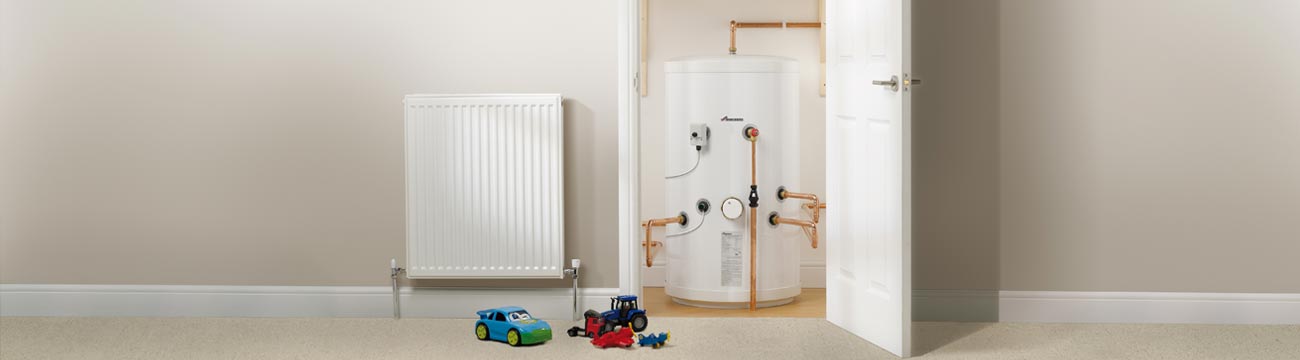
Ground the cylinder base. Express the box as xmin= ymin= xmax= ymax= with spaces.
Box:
xmin=670 ymin=296 xmax=794 ymax=309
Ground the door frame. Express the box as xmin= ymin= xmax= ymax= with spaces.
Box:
xmin=616 ymin=0 xmax=643 ymax=298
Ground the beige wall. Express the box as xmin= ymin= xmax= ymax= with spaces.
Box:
xmin=0 ymin=0 xmax=620 ymax=287
xmin=5 ymin=0 xmax=1296 ymax=295
xmin=999 ymin=0 xmax=1300 ymax=292
xmin=639 ymin=0 xmax=828 ymax=273
xmin=912 ymin=0 xmax=1001 ymax=291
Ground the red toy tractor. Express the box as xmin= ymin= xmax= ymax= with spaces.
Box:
xmin=566 ymin=310 xmax=613 ymax=338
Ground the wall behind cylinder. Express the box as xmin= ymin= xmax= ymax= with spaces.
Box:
xmin=639 ymin=0 xmax=828 ymax=276
xmin=0 ymin=0 xmax=619 ymax=287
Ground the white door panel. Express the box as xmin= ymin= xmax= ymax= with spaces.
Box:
xmin=825 ymin=0 xmax=911 ymax=357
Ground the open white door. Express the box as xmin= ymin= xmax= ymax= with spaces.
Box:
xmin=825 ymin=0 xmax=912 ymax=357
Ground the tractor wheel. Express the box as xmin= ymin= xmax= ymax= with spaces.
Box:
xmin=630 ymin=314 xmax=648 ymax=332
xmin=567 ymin=327 xmax=578 ymax=337
xmin=475 ymin=324 xmax=489 ymax=341
xmin=507 ymin=329 xmax=521 ymax=346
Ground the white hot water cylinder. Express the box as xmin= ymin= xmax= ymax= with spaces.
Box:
xmin=661 ymin=55 xmax=802 ymax=308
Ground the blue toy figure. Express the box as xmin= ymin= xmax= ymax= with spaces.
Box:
xmin=637 ymin=332 xmax=670 ymax=348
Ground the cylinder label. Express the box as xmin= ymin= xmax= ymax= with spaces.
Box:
xmin=721 ymin=231 xmax=743 ymax=288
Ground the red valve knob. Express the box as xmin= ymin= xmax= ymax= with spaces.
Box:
xmin=747 ymin=128 xmax=759 ymax=138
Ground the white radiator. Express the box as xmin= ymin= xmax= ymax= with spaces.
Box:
xmin=404 ymin=94 xmax=565 ymax=279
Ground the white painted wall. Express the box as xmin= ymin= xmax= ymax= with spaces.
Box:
xmin=638 ymin=0 xmax=827 ymax=286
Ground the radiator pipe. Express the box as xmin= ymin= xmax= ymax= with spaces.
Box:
xmin=563 ymin=259 xmax=581 ymax=321
xmin=729 ymin=20 xmax=822 ymax=55
xmin=390 ymin=259 xmax=405 ymax=320
xmin=643 ymin=214 xmax=687 ymax=267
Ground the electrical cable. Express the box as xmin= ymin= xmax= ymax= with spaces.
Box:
xmin=664 ymin=150 xmax=701 ymax=179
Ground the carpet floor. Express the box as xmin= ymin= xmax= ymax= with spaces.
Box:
xmin=2 ymin=317 xmax=1298 ymax=359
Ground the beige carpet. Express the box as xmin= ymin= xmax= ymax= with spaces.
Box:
xmin=2 ymin=317 xmax=1298 ymax=359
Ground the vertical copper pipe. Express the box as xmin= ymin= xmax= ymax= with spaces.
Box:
xmin=729 ymin=20 xmax=738 ymax=54
xmin=748 ymin=135 xmax=757 ymax=311
xmin=749 ymin=207 xmax=757 ymax=310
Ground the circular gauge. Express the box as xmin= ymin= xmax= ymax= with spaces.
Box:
xmin=720 ymin=197 xmax=744 ymax=220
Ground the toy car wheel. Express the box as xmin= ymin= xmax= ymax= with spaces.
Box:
xmin=475 ymin=323 xmax=489 ymax=341
xmin=567 ymin=328 xmax=578 ymax=337
xmin=507 ymin=329 xmax=521 ymax=346
xmin=630 ymin=314 xmax=648 ymax=332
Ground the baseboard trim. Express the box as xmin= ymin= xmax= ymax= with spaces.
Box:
xmin=0 ymin=284 xmax=619 ymax=319
xmin=1000 ymin=291 xmax=1300 ymax=325
xmin=914 ymin=289 xmax=999 ymax=322
xmin=641 ymin=264 xmax=826 ymax=289
xmin=8 ymin=285 xmax=1295 ymax=324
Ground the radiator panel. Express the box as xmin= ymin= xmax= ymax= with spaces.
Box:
xmin=404 ymin=94 xmax=564 ymax=279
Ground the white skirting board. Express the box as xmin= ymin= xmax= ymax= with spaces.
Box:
xmin=5 ymin=285 xmax=1297 ymax=324
xmin=0 ymin=284 xmax=619 ymax=319
xmin=913 ymin=290 xmax=999 ymax=322
xmin=999 ymin=291 xmax=1300 ymax=325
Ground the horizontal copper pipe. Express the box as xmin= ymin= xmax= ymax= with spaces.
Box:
xmin=729 ymin=20 xmax=823 ymax=54
xmin=642 ymin=215 xmax=685 ymax=267
xmin=734 ymin=21 xmax=822 ymax=28
xmin=772 ymin=214 xmax=819 ymax=249
xmin=781 ymin=189 xmax=822 ymax=224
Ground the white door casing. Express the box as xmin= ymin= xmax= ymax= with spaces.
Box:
xmin=825 ymin=0 xmax=912 ymax=357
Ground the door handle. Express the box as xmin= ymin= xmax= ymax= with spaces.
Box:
xmin=872 ymin=76 xmax=899 ymax=92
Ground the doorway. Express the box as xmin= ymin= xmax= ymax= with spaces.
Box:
xmin=617 ymin=0 xmax=917 ymax=356
xmin=632 ymin=0 xmax=828 ymax=319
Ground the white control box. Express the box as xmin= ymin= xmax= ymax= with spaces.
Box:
xmin=690 ymin=123 xmax=710 ymax=149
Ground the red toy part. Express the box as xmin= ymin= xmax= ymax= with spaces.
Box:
xmin=590 ymin=327 xmax=635 ymax=348
xmin=567 ymin=310 xmax=610 ymax=338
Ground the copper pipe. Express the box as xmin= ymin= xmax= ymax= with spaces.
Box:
xmin=780 ymin=190 xmax=822 ymax=224
xmin=747 ymin=130 xmax=758 ymax=311
xmin=729 ymin=20 xmax=823 ymax=55
xmin=749 ymin=207 xmax=757 ymax=310
xmin=771 ymin=214 xmax=819 ymax=249
xmin=642 ymin=215 xmax=685 ymax=267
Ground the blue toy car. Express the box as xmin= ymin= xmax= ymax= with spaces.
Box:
xmin=474 ymin=307 xmax=552 ymax=346
xmin=601 ymin=295 xmax=648 ymax=332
